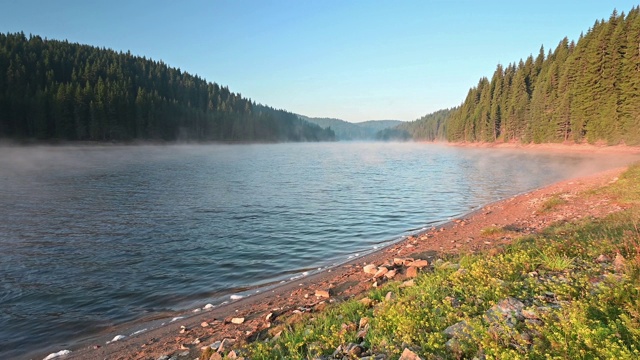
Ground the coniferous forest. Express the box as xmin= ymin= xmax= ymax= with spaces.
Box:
xmin=401 ymin=8 xmax=640 ymax=145
xmin=0 ymin=32 xmax=335 ymax=142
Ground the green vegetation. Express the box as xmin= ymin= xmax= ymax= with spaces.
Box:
xmin=230 ymin=164 xmax=640 ymax=359
xmin=0 ymin=32 xmax=335 ymax=142
xmin=539 ymin=195 xmax=568 ymax=212
xmin=401 ymin=7 xmax=640 ymax=145
xmin=480 ymin=226 xmax=505 ymax=236
xmin=395 ymin=108 xmax=455 ymax=141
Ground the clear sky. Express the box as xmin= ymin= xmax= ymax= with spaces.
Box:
xmin=0 ymin=1 xmax=638 ymax=122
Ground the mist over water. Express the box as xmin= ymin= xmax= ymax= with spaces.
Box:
xmin=0 ymin=142 xmax=636 ymax=358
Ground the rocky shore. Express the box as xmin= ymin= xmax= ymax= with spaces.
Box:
xmin=32 ymin=163 xmax=635 ymax=360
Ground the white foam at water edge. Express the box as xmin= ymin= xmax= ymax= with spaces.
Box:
xmin=230 ymin=294 xmax=244 ymax=300
xmin=373 ymin=245 xmax=379 ymax=249
xmin=203 ymin=303 xmax=215 ymax=310
xmin=170 ymin=316 xmax=184 ymax=322
xmin=106 ymin=334 xmax=126 ymax=344
xmin=43 ymin=350 xmax=71 ymax=360
xmin=131 ymin=328 xmax=148 ymax=336
xmin=302 ymin=271 xmax=309 ymax=276
xmin=193 ymin=308 xmax=201 ymax=313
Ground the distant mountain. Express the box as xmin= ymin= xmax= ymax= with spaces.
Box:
xmin=299 ymin=115 xmax=403 ymax=140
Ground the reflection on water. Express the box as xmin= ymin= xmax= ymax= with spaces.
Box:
xmin=0 ymin=142 xmax=635 ymax=358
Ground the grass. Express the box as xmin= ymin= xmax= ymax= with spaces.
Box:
xmin=480 ymin=225 xmax=505 ymax=236
xmin=539 ymin=194 xmax=568 ymax=212
xmin=221 ymin=164 xmax=640 ymax=360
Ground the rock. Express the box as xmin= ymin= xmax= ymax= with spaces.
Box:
xmin=374 ymin=267 xmax=389 ymax=278
xmin=156 ymin=356 xmax=169 ymax=360
xmin=595 ymin=254 xmax=611 ymax=263
xmin=231 ymin=317 xmax=245 ymax=324
xmin=106 ymin=334 xmax=126 ymax=344
xmin=315 ymin=290 xmax=330 ymax=298
xmin=407 ymin=259 xmax=429 ymax=268
xmin=209 ymin=341 xmax=222 ymax=350
xmin=385 ymin=291 xmax=394 ymax=301
xmin=399 ymin=347 xmax=424 ymax=360
xmin=406 ymin=266 xmax=418 ymax=278
xmin=203 ymin=303 xmax=215 ymax=310
xmin=209 ymin=353 xmax=223 ymax=360
xmin=486 ymin=297 xmax=525 ymax=323
xmin=227 ymin=350 xmax=238 ymax=359
xmin=443 ymin=320 xmax=473 ymax=340
xmin=400 ymin=279 xmax=415 ymax=287
xmin=356 ymin=325 xmax=369 ymax=340
xmin=359 ymin=317 xmax=369 ymax=329
xmin=43 ymin=350 xmax=72 ymax=360
xmin=345 ymin=343 xmax=364 ymax=357
xmin=384 ymin=269 xmax=397 ymax=279
xmin=201 ymin=321 xmax=210 ymax=327
xmin=496 ymin=297 xmax=525 ymax=316
xmin=614 ymin=252 xmax=626 ymax=272
xmin=394 ymin=258 xmax=406 ymax=266
xmin=265 ymin=312 xmax=273 ymax=321
xmin=218 ymin=338 xmax=235 ymax=352
xmin=363 ymin=264 xmax=378 ymax=274
xmin=521 ymin=309 xmax=539 ymax=320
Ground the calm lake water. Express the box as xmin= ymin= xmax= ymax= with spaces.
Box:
xmin=0 ymin=142 xmax=633 ymax=358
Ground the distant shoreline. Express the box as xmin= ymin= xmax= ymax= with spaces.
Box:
xmin=438 ymin=140 xmax=640 ymax=154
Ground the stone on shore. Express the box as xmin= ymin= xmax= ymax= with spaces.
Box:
xmin=384 ymin=269 xmax=397 ymax=279
xmin=373 ymin=267 xmax=389 ymax=278
xmin=443 ymin=320 xmax=473 ymax=340
xmin=43 ymin=350 xmax=72 ymax=360
xmin=407 ymin=259 xmax=429 ymax=268
xmin=363 ymin=264 xmax=378 ymax=274
xmin=406 ymin=266 xmax=418 ymax=278
xmin=399 ymin=347 xmax=424 ymax=360
xmin=315 ymin=289 xmax=330 ymax=298
xmin=231 ymin=317 xmax=245 ymax=324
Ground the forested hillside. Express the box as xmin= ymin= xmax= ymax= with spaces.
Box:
xmin=0 ymin=32 xmax=335 ymax=142
xmin=394 ymin=108 xmax=454 ymax=141
xmin=401 ymin=7 xmax=640 ymax=145
xmin=300 ymin=116 xmax=403 ymax=140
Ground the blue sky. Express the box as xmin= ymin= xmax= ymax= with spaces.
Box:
xmin=0 ymin=1 xmax=638 ymax=122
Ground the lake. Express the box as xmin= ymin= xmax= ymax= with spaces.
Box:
xmin=0 ymin=142 xmax=632 ymax=358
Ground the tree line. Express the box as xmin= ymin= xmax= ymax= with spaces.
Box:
xmin=0 ymin=32 xmax=335 ymax=142
xmin=401 ymin=7 xmax=640 ymax=145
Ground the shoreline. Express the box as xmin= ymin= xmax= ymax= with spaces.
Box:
xmin=31 ymin=162 xmax=633 ymax=360
xmin=439 ymin=140 xmax=640 ymax=154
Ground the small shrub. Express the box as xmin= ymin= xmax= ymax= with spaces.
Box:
xmin=540 ymin=195 xmax=567 ymax=212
